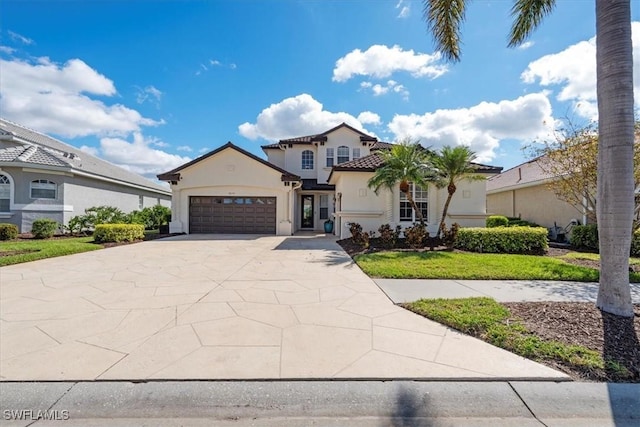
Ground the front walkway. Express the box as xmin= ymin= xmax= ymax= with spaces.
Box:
xmin=1 ymin=234 xmax=567 ymax=381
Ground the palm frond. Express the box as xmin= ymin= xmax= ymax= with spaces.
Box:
xmin=508 ymin=0 xmax=556 ymax=47
xmin=423 ymin=0 xmax=467 ymax=62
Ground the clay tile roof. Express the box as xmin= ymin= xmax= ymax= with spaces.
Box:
xmin=277 ymin=122 xmax=377 ymax=145
xmin=331 ymin=153 xmax=384 ymax=172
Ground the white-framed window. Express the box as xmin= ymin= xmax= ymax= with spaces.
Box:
xmin=30 ymin=179 xmax=56 ymax=199
xmin=0 ymin=174 xmax=11 ymax=212
xmin=301 ymin=150 xmax=314 ymax=170
xmin=400 ymin=183 xmax=428 ymax=222
xmin=326 ymin=148 xmax=334 ymax=167
xmin=352 ymin=148 xmax=361 ymax=159
xmin=337 ymin=146 xmax=349 ymax=164
xmin=319 ymin=195 xmax=329 ymax=220
xmin=139 ymin=195 xmax=144 ymax=209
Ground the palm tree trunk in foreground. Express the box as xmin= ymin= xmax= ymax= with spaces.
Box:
xmin=404 ymin=189 xmax=424 ymax=225
xmin=595 ymin=0 xmax=634 ymax=317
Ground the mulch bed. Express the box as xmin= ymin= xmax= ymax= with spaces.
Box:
xmin=338 ymin=238 xmax=640 ymax=382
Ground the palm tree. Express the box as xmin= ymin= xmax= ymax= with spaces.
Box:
xmin=367 ymin=139 xmax=432 ymax=225
xmin=422 ymin=0 xmax=634 ymax=317
xmin=430 ymin=146 xmax=485 ymax=238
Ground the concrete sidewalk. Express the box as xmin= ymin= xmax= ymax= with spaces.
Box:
xmin=375 ymin=278 xmax=640 ymax=304
xmin=1 ymin=380 xmax=638 ymax=426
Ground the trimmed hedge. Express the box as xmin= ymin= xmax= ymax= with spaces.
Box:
xmin=93 ymin=224 xmax=144 ymax=243
xmin=486 ymin=215 xmax=509 ymax=228
xmin=632 ymin=230 xmax=640 ymax=257
xmin=570 ymin=225 xmax=599 ymax=251
xmin=454 ymin=226 xmax=549 ymax=255
xmin=0 ymin=223 xmax=19 ymax=241
xmin=31 ymin=218 xmax=58 ymax=239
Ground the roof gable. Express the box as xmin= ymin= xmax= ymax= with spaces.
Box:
xmin=157 ymin=142 xmax=300 ymax=182
xmin=270 ymin=122 xmax=377 ymax=147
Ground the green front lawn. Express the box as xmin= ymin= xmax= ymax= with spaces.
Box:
xmin=354 ymin=251 xmax=640 ymax=282
xmin=0 ymin=237 xmax=103 ymax=266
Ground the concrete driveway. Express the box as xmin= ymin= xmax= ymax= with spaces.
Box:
xmin=0 ymin=235 xmax=567 ymax=381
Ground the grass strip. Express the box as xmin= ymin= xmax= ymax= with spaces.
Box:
xmin=354 ymin=251 xmax=640 ymax=282
xmin=0 ymin=237 xmax=103 ymax=266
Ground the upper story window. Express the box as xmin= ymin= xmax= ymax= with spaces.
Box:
xmin=352 ymin=148 xmax=361 ymax=159
xmin=337 ymin=146 xmax=349 ymax=164
xmin=301 ymin=150 xmax=314 ymax=170
xmin=326 ymin=148 xmax=334 ymax=167
xmin=30 ymin=179 xmax=56 ymax=199
xmin=400 ymin=183 xmax=428 ymax=222
xmin=0 ymin=174 xmax=11 ymax=212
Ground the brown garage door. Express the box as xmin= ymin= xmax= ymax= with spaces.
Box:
xmin=189 ymin=196 xmax=277 ymax=234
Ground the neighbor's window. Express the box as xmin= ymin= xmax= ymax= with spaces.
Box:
xmin=399 ymin=183 xmax=428 ymax=222
xmin=337 ymin=146 xmax=349 ymax=164
xmin=0 ymin=174 xmax=11 ymax=211
xmin=326 ymin=148 xmax=334 ymax=167
xmin=301 ymin=150 xmax=314 ymax=170
xmin=139 ymin=195 xmax=144 ymax=209
xmin=30 ymin=179 xmax=56 ymax=199
xmin=319 ymin=195 xmax=329 ymax=220
xmin=352 ymin=148 xmax=361 ymax=159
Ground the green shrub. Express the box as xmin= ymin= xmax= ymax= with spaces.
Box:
xmin=126 ymin=205 xmax=171 ymax=229
xmin=486 ymin=215 xmax=509 ymax=228
xmin=86 ymin=206 xmax=127 ymax=225
xmin=440 ymin=222 xmax=460 ymax=249
xmin=0 ymin=223 xmax=19 ymax=240
xmin=631 ymin=230 xmax=640 ymax=257
xmin=455 ymin=226 xmax=549 ymax=255
xmin=93 ymin=224 xmax=144 ymax=243
xmin=31 ymin=218 xmax=58 ymax=239
xmin=404 ymin=223 xmax=428 ymax=249
xmin=378 ymin=224 xmax=401 ymax=249
xmin=570 ymin=225 xmax=599 ymax=251
xmin=507 ymin=218 xmax=541 ymax=227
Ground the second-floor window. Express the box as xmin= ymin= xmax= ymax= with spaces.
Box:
xmin=352 ymin=148 xmax=361 ymax=159
xmin=337 ymin=146 xmax=349 ymax=164
xmin=302 ymin=150 xmax=314 ymax=170
xmin=326 ymin=148 xmax=334 ymax=167
xmin=30 ymin=179 xmax=56 ymax=199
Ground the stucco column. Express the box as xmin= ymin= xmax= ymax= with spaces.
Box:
xmin=169 ymin=186 xmax=183 ymax=233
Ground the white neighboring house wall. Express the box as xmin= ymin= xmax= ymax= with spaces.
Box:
xmin=167 ymin=147 xmax=295 ymax=235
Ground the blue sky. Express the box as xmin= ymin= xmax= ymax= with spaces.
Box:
xmin=1 ymin=0 xmax=638 ymax=183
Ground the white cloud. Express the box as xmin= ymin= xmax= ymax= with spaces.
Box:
xmin=79 ymin=145 xmax=99 ymax=157
xmin=357 ymin=111 xmax=381 ymax=125
xmin=177 ymin=145 xmax=193 ymax=152
xmin=93 ymin=132 xmax=191 ymax=178
xmin=0 ymin=46 xmax=15 ymax=54
xmin=0 ymin=56 xmax=162 ymax=137
xmin=238 ymin=94 xmax=374 ymax=141
xmin=8 ymin=30 xmax=34 ymax=45
xmin=198 ymin=147 xmax=209 ymax=153
xmin=517 ymin=41 xmax=535 ymax=50
xmin=363 ymin=80 xmax=409 ymax=100
xmin=135 ymin=85 xmax=162 ymax=106
xmin=521 ymin=21 xmax=640 ymax=119
xmin=388 ymin=93 xmax=555 ymax=163
xmin=333 ymin=44 xmax=447 ymax=82
xmin=396 ymin=0 xmax=410 ymax=18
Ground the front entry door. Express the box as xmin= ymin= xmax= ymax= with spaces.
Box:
xmin=301 ymin=195 xmax=314 ymax=229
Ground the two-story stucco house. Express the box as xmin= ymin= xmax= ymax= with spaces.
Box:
xmin=0 ymin=118 xmax=171 ymax=232
xmin=158 ymin=123 xmax=502 ymax=238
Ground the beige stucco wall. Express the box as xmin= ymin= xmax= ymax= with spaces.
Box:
xmin=265 ymin=127 xmax=373 ymax=184
xmin=169 ymin=148 xmax=294 ymax=235
xmin=487 ymin=184 xmax=584 ymax=228
xmin=333 ymin=171 xmax=494 ymax=239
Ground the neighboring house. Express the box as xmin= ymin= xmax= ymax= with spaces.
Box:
xmin=0 ymin=118 xmax=171 ymax=232
xmin=158 ymin=123 xmax=501 ymax=238
xmin=486 ymin=157 xmax=587 ymax=229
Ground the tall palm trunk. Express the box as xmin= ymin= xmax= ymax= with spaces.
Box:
xmin=403 ymin=188 xmax=425 ymax=225
xmin=595 ymin=0 xmax=634 ymax=317
xmin=436 ymin=182 xmax=456 ymax=238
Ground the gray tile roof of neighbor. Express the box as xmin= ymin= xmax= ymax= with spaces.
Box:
xmin=0 ymin=118 xmax=170 ymax=194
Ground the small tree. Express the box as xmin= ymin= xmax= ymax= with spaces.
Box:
xmin=430 ymin=146 xmax=485 ymax=238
